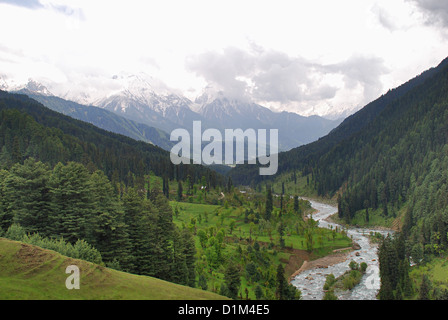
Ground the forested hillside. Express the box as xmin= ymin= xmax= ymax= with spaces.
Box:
xmin=0 ymin=90 xmax=227 ymax=288
xmin=21 ymin=93 xmax=175 ymax=151
xmin=228 ymin=57 xmax=448 ymax=187
xmin=229 ymin=56 xmax=448 ymax=299
xmin=0 ymin=90 xmax=224 ymax=188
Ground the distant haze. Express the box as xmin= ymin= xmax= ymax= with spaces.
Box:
xmin=0 ymin=0 xmax=447 ymax=119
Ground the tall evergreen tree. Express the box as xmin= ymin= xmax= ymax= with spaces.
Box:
xmin=177 ymin=180 xmax=183 ymax=201
xmin=152 ymin=192 xmax=175 ymax=280
xmin=275 ymin=264 xmax=288 ymax=300
xmin=265 ymin=187 xmax=273 ymax=221
xmin=48 ymin=162 xmax=93 ymax=243
xmin=5 ymin=158 xmax=51 ymax=235
xmin=182 ymin=228 xmax=197 ymax=287
xmin=88 ymin=170 xmax=131 ymax=267
xmin=224 ymin=262 xmax=241 ymax=300
xmin=122 ymin=187 xmax=156 ymax=275
xmin=293 ymin=195 xmax=299 ymax=213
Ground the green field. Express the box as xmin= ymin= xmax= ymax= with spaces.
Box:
xmin=169 ymin=199 xmax=352 ymax=299
xmin=0 ymin=237 xmax=228 ymax=300
xmin=408 ymin=257 xmax=448 ymax=299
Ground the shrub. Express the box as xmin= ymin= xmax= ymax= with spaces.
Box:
xmin=5 ymin=224 xmax=103 ymax=265
xmin=323 ymin=289 xmax=338 ymax=300
xmin=323 ymin=273 xmax=336 ymax=290
xmin=349 ymin=260 xmax=359 ymax=270
xmin=360 ymin=262 xmax=368 ymax=273
xmin=5 ymin=224 xmax=26 ymax=240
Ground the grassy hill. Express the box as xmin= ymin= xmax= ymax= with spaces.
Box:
xmin=0 ymin=237 xmax=228 ymax=300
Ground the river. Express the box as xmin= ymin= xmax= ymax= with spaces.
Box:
xmin=290 ymin=199 xmax=393 ymax=300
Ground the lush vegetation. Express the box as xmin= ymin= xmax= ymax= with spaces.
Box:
xmin=169 ymin=189 xmax=352 ymax=299
xmin=26 ymin=93 xmax=174 ymax=151
xmin=0 ymin=157 xmax=351 ymax=300
xmin=0 ymin=158 xmax=198 ymax=287
xmin=0 ymin=238 xmax=227 ymax=300
xmin=229 ymin=57 xmax=448 ymax=299
xmin=0 ymin=91 xmax=354 ymax=300
xmin=0 ymin=90 xmax=225 ymax=189
xmin=322 ymin=260 xmax=368 ymax=300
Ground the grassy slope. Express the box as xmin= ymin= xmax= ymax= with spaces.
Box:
xmin=0 ymin=238 xmax=228 ymax=300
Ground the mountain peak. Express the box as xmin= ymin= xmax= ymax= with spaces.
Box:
xmin=0 ymin=76 xmax=8 ymax=91
xmin=194 ymin=86 xmax=226 ymax=106
xmin=4 ymin=78 xmax=54 ymax=96
xmin=23 ymin=79 xmax=53 ymax=96
xmin=108 ymin=72 xmax=173 ymax=98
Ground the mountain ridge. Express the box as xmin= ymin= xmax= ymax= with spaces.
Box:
xmin=228 ymin=56 xmax=448 ymax=185
xmin=3 ymin=73 xmax=341 ymax=152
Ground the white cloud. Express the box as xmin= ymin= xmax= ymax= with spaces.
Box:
xmin=0 ymin=0 xmax=447 ymax=118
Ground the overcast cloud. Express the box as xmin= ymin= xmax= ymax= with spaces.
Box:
xmin=0 ymin=0 xmax=84 ymax=19
xmin=0 ymin=0 xmax=447 ymax=118
xmin=408 ymin=0 xmax=448 ymax=28
xmin=186 ymin=47 xmax=389 ymax=113
xmin=0 ymin=0 xmax=43 ymax=9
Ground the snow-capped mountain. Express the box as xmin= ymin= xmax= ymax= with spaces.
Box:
xmin=2 ymin=73 xmax=343 ymax=152
xmin=0 ymin=76 xmax=8 ymax=91
xmin=1 ymin=77 xmax=53 ymax=96
xmin=92 ymin=73 xmax=202 ymax=132
xmin=194 ymin=88 xmax=342 ymax=151
xmin=18 ymin=79 xmax=54 ymax=96
xmin=85 ymin=78 xmax=342 ymax=151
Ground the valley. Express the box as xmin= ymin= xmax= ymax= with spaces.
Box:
xmin=0 ymin=46 xmax=448 ymax=303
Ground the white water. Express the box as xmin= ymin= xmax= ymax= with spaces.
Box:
xmin=290 ymin=199 xmax=393 ymax=300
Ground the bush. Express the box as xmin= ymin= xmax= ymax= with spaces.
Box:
xmin=360 ymin=262 xmax=368 ymax=273
xmin=349 ymin=260 xmax=359 ymax=270
xmin=5 ymin=224 xmax=26 ymax=240
xmin=323 ymin=274 xmax=336 ymax=290
xmin=5 ymin=224 xmax=103 ymax=265
xmin=323 ymin=289 xmax=338 ymax=300
xmin=343 ymin=275 xmax=357 ymax=290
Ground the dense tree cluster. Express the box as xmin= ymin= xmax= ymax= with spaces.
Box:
xmin=0 ymin=158 xmax=196 ymax=285
xmin=229 ymin=57 xmax=448 ymax=299
xmin=0 ymin=90 xmax=225 ymax=189
xmin=378 ymin=234 xmax=413 ymax=300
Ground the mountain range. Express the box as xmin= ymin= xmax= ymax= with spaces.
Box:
xmin=1 ymin=73 xmax=342 ymax=153
xmin=229 ymin=56 xmax=448 ymax=186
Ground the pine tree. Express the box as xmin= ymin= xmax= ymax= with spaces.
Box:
xmin=0 ymin=169 xmax=12 ymax=231
xmin=152 ymin=193 xmax=175 ymax=281
xmin=419 ymin=274 xmax=432 ymax=300
xmin=171 ymin=227 xmax=188 ymax=285
xmin=293 ymin=195 xmax=299 ymax=213
xmin=224 ymin=262 xmax=241 ymax=300
xmin=88 ymin=170 xmax=131 ymax=267
xmin=182 ymin=228 xmax=196 ymax=287
xmin=5 ymin=158 xmax=51 ymax=235
xmin=177 ymin=180 xmax=183 ymax=201
xmin=265 ymin=187 xmax=273 ymax=221
xmin=122 ymin=187 xmax=157 ymax=275
xmin=48 ymin=162 xmax=93 ymax=243
xmin=275 ymin=264 xmax=288 ymax=300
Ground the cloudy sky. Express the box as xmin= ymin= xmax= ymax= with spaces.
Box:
xmin=0 ymin=0 xmax=447 ymax=118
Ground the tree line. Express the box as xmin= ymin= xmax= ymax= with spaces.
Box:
xmin=0 ymin=90 xmax=226 ymax=190
xmin=0 ymin=157 xmax=196 ymax=287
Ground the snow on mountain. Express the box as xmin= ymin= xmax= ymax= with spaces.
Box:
xmin=0 ymin=76 xmax=8 ymax=91
xmin=4 ymin=78 xmax=54 ymax=96
xmin=93 ymin=72 xmax=192 ymax=114
xmin=191 ymin=87 xmax=342 ymax=151
xmin=1 ymin=72 xmax=342 ymax=151
xmin=91 ymin=72 xmax=201 ymax=132
xmin=21 ymin=79 xmax=53 ymax=96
